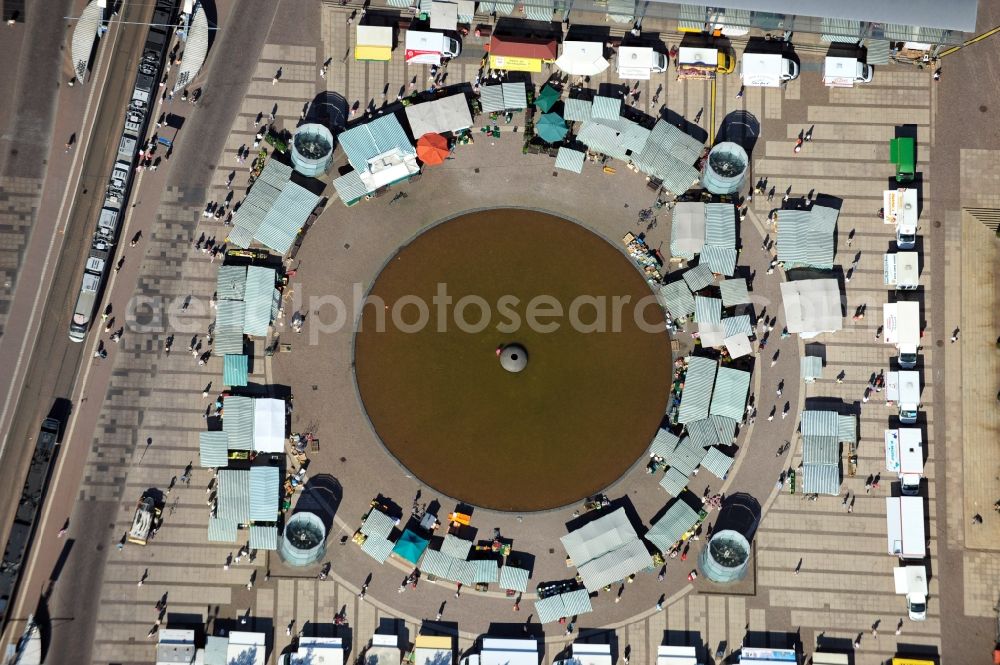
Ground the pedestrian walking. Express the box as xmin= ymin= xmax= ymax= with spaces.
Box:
xmin=932 ymin=68 xmax=941 ymax=81
xmin=853 ymin=637 xmax=861 ymax=649
xmin=736 ymin=85 xmax=744 ymax=99
xmin=804 ymin=126 xmax=813 ymax=142
xmin=793 ymin=558 xmax=801 ymax=575
xmin=767 ymin=186 xmax=775 ymax=202
xmin=895 ymin=619 xmax=903 ymax=635
xmin=793 ymin=137 xmax=803 ymax=153
xmin=951 ymin=328 xmax=960 ymax=342
xmin=972 ymin=514 xmax=983 ymax=524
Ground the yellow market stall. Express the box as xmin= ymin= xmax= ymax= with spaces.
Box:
xmin=355 ymin=25 xmax=393 ymax=61
xmin=487 ymin=34 xmax=557 ymax=73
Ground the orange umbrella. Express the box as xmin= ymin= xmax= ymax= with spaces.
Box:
xmin=416 ymin=133 xmax=449 ymax=166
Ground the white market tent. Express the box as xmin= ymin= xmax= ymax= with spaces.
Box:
xmin=473 ymin=638 xmax=539 ymax=665
xmin=253 ymin=398 xmax=286 ymax=453
xmin=670 ymin=202 xmax=706 ymax=259
xmin=555 ymin=41 xmax=610 ymax=76
xmin=560 ymin=508 xmax=650 ymax=591
xmin=365 ymin=634 xmax=402 ymax=665
xmin=656 ymin=645 xmax=700 ymax=665
xmin=414 ymin=635 xmax=453 ymax=665
xmin=563 ymin=643 xmax=613 ymax=665
xmin=227 ymin=632 xmax=267 ymax=665
xmin=404 ymin=94 xmax=473 ymax=137
xmin=780 ymin=279 xmax=843 ymax=336
xmin=283 ymin=637 xmax=345 ymax=665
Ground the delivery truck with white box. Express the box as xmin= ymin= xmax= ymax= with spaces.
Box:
xmin=884 ymin=188 xmax=918 ymax=249
xmin=885 ymin=496 xmax=926 ymax=560
xmin=675 ymin=45 xmax=735 ymax=80
xmin=616 ymin=46 xmax=668 ymax=80
xmin=883 ymin=252 xmax=919 ymax=290
xmin=886 ymin=370 xmax=920 ymax=423
xmin=740 ymin=52 xmax=799 ymax=87
xmin=823 ymin=55 xmax=874 ymax=87
xmin=884 ymin=428 xmax=924 ymax=495
xmin=883 ymin=301 xmax=920 ymax=368
xmin=893 ymin=565 xmax=928 ymax=621
xmin=405 ymin=29 xmax=461 ymax=65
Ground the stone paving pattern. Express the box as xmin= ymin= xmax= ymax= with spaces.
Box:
xmin=69 ymin=2 xmax=1000 ymax=664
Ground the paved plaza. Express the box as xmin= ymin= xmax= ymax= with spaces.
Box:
xmin=9 ymin=1 xmax=1000 ymax=664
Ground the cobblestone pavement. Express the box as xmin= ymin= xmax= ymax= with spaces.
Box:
xmin=48 ymin=2 xmax=999 ymax=664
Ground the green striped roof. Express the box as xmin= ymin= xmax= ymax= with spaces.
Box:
xmin=249 ymin=466 xmax=281 ymax=522
xmin=243 ymin=267 xmax=276 ymax=336
xmin=659 ymin=281 xmax=695 ymax=320
xmin=704 ymin=203 xmax=735 ymax=248
xmin=646 ymin=498 xmax=699 ymax=552
xmin=222 ymin=396 xmax=254 ymax=450
xmin=199 ymin=431 xmax=229 ymax=468
xmin=216 ymin=266 xmax=247 ymax=301
xmin=217 ymin=469 xmax=251 ymax=522
xmin=207 ymin=517 xmax=238 ymax=543
xmin=776 ymin=206 xmax=838 ymax=270
xmin=499 ymin=565 xmax=529 ymax=592
xmin=682 ymin=263 xmax=714 ymax=292
xmin=719 ymin=279 xmax=749 ymax=307
xmin=563 ymin=98 xmax=592 ymax=123
xmin=677 ymin=356 xmax=717 ymax=424
xmin=249 ymin=524 xmax=278 ymax=550
xmin=801 ymin=356 xmax=823 ymax=381
xmin=709 ymin=367 xmax=751 ymax=420
xmin=658 ymin=466 xmax=689 ymax=497
xmin=555 ymin=147 xmax=585 ymax=174
xmin=223 ymin=354 xmax=249 ymax=387
xmin=701 ymin=446 xmax=734 ymax=479
xmin=695 ymin=296 xmax=722 ymax=324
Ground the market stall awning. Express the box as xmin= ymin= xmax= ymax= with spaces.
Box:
xmin=560 ymin=508 xmax=650 ymax=591
xmin=536 ymin=112 xmax=568 ymax=143
xmin=72 ymin=0 xmax=103 ymax=83
xmin=199 ymin=431 xmax=229 ymax=468
xmin=430 ymin=0 xmax=458 ymax=29
xmin=695 ymin=295 xmax=722 ymax=324
xmin=534 ymin=589 xmax=593 ymax=624
xmin=554 ymin=147 xmax=585 ymax=173
xmin=659 ymin=280 xmax=695 ymax=320
xmin=249 ymin=466 xmax=280 ymax=522
xmin=405 ymin=94 xmax=473 ymax=138
xmin=252 ymin=398 xmax=285 ymax=453
xmin=208 ymin=517 xmax=238 ymax=543
xmin=649 ymin=428 xmax=679 ymax=458
xmin=719 ymin=278 xmax=750 ymax=307
xmin=563 ymin=98 xmax=592 ymax=122
xmin=174 ymin=3 xmax=209 ymax=91
xmin=499 ymin=565 xmax=529 ymax=592
xmin=682 ymin=263 xmax=714 ymax=292
xmin=217 ymin=469 xmax=251 ymax=522
xmin=780 ymin=279 xmax=843 ymax=335
xmin=645 ymin=498 xmax=700 ymax=553
xmin=677 ymin=356 xmax=717 ymax=424
xmin=355 ymin=25 xmax=393 ymax=61
xmin=249 ymin=524 xmax=279 ymax=550
xmin=801 ymin=355 xmax=823 ymax=382
xmin=223 ymin=354 xmax=249 ymax=387
xmin=709 ymin=367 xmax=751 ymax=420
xmin=700 ymin=446 xmax=734 ymax=479
xmin=416 ymin=132 xmax=450 ymax=166
xmin=243 ymin=266 xmax=276 ymax=336
xmin=222 ymin=396 xmax=254 ymax=450
xmin=776 ymin=206 xmax=838 ymax=270
xmin=392 ymin=528 xmax=429 ymax=564
xmin=535 ymin=84 xmax=561 ymax=112
xmin=659 ymin=466 xmax=689 ymax=497
xmin=670 ymin=202 xmax=705 ymax=259
xmin=555 ymin=41 xmax=609 ymax=77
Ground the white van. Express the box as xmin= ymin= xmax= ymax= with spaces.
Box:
xmin=617 ymin=46 xmax=668 ymax=80
xmin=884 ymin=188 xmax=918 ymax=249
xmin=885 ymin=496 xmax=926 ymax=560
xmin=823 ymin=56 xmax=874 ymax=87
xmin=884 ymin=427 xmax=924 ymax=495
xmin=740 ymin=52 xmax=799 ymax=87
xmin=886 ymin=370 xmax=921 ymax=424
xmin=404 ymin=30 xmax=461 ymax=66
xmin=883 ymin=252 xmax=919 ymax=290
xmin=893 ymin=565 xmax=928 ymax=621
xmin=883 ymin=301 xmax=920 ymax=368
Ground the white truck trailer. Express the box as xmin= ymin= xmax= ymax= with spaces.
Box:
xmin=616 ymin=46 xmax=668 ymax=80
xmin=883 ymin=188 xmax=918 ymax=249
xmin=883 ymin=252 xmax=919 ymax=290
xmin=885 ymin=496 xmax=926 ymax=560
xmin=739 ymin=52 xmax=799 ymax=87
xmin=886 ymin=370 xmax=921 ymax=423
xmin=884 ymin=428 xmax=924 ymax=495
xmin=823 ymin=55 xmax=874 ymax=87
xmin=883 ymin=301 xmax=920 ymax=368
xmin=893 ymin=565 xmax=928 ymax=621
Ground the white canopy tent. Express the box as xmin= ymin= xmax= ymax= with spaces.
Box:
xmin=365 ymin=634 xmax=402 ymax=665
xmin=405 ymin=94 xmax=473 ymax=137
xmin=283 ymin=637 xmax=345 ymax=665
xmin=227 ymin=632 xmax=267 ymax=665
xmin=555 ymin=41 xmax=610 ymax=76
xmin=465 ymin=638 xmax=539 ymax=665
xmin=780 ymin=279 xmax=843 ymax=337
xmin=253 ymin=398 xmax=286 ymax=453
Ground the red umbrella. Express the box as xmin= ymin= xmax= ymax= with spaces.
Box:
xmin=416 ymin=133 xmax=449 ymax=166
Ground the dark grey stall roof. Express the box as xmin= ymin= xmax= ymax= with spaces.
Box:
xmin=668 ymin=0 xmax=977 ymax=32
